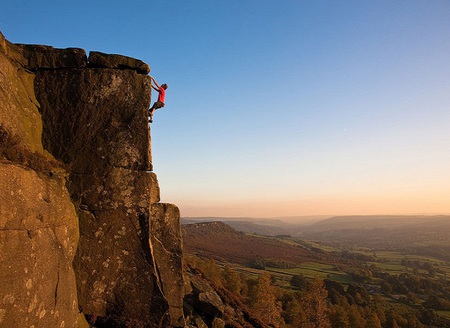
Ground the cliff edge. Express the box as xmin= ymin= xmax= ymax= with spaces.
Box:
xmin=0 ymin=32 xmax=184 ymax=327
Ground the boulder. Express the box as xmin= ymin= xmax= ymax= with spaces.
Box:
xmin=198 ymin=291 xmax=225 ymax=317
xmin=190 ymin=273 xmax=215 ymax=294
xmin=185 ymin=272 xmax=225 ymax=317
xmin=16 ymin=44 xmax=86 ymax=70
xmin=88 ymin=51 xmax=150 ymax=74
xmin=193 ymin=314 xmax=209 ymax=328
xmin=212 ymin=317 xmax=226 ymax=328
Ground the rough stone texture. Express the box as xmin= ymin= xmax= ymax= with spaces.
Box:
xmin=88 ymin=51 xmax=150 ymax=74
xmin=0 ymin=33 xmax=81 ymax=328
xmin=150 ymin=203 xmax=185 ymax=327
xmin=197 ymin=292 xmax=225 ymax=317
xmin=212 ymin=317 xmax=226 ymax=328
xmin=1 ymin=33 xmax=185 ymax=327
xmin=0 ymin=31 xmax=27 ymax=66
xmin=73 ymin=209 xmax=169 ymax=326
xmin=16 ymin=44 xmax=87 ymax=70
xmin=0 ymin=164 xmax=80 ymax=328
xmin=33 ymin=62 xmax=178 ymax=326
xmin=34 ymin=68 xmax=152 ymax=171
xmin=0 ymin=32 xmax=43 ymax=153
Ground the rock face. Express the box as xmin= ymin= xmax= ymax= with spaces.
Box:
xmin=0 ymin=165 xmax=80 ymax=328
xmin=0 ymin=34 xmax=43 ymax=153
xmin=1 ymin=32 xmax=184 ymax=327
xmin=15 ymin=44 xmax=87 ymax=70
xmin=0 ymin=32 xmax=80 ymax=327
xmin=88 ymin=51 xmax=150 ymax=74
xmin=150 ymin=204 xmax=185 ymax=327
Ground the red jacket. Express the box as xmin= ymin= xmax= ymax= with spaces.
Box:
xmin=157 ymin=86 xmax=166 ymax=103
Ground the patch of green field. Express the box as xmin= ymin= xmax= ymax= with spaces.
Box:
xmin=302 ymin=240 xmax=338 ymax=252
xmin=265 ymin=262 xmax=354 ymax=284
xmin=367 ymin=262 xmax=405 ymax=273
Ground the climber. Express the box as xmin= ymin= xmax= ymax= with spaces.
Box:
xmin=148 ymin=77 xmax=168 ymax=123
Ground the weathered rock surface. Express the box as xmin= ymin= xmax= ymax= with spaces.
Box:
xmin=0 ymin=32 xmax=43 ymax=153
xmin=34 ymin=67 xmax=152 ymax=171
xmin=0 ymin=32 xmax=81 ymax=328
xmin=150 ymin=203 xmax=185 ymax=327
xmin=0 ymin=165 xmax=80 ymax=328
xmin=16 ymin=44 xmax=87 ymax=70
xmin=1 ymin=32 xmax=185 ymax=328
xmin=33 ymin=51 xmax=183 ymax=326
xmin=88 ymin=51 xmax=150 ymax=74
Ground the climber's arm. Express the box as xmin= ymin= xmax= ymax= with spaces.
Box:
xmin=150 ymin=76 xmax=161 ymax=91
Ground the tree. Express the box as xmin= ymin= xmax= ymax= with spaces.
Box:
xmin=298 ymin=276 xmax=331 ymax=328
xmin=203 ymin=258 xmax=222 ymax=284
xmin=249 ymin=272 xmax=284 ymax=327
xmin=365 ymin=311 xmax=382 ymax=328
xmin=329 ymin=305 xmax=349 ymax=328
xmin=290 ymin=274 xmax=308 ymax=289
xmin=282 ymin=293 xmax=305 ymax=327
xmin=346 ymin=304 xmax=366 ymax=328
xmin=222 ymin=265 xmax=244 ymax=296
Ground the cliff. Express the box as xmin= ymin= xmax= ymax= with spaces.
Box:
xmin=0 ymin=32 xmax=183 ymax=327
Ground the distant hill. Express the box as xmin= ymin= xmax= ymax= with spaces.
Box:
xmin=182 ymin=216 xmax=329 ymax=236
xmin=182 ymin=221 xmax=323 ymax=265
xmin=304 ymin=215 xmax=450 ymax=232
xmin=300 ymin=215 xmax=450 ymax=260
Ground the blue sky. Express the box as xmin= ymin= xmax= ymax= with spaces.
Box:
xmin=2 ymin=1 xmax=450 ymax=217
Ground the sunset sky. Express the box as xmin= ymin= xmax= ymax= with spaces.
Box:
xmin=2 ymin=1 xmax=450 ymax=218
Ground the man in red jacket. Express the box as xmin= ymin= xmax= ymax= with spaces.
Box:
xmin=149 ymin=77 xmax=168 ymax=123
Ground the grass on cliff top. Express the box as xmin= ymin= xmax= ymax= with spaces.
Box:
xmin=0 ymin=124 xmax=62 ymax=173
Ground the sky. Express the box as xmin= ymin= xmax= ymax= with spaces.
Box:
xmin=2 ymin=1 xmax=450 ymax=218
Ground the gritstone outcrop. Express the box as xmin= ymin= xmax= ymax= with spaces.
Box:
xmin=0 ymin=32 xmax=184 ymax=327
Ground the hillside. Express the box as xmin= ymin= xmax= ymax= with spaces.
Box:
xmin=305 ymin=215 xmax=450 ymax=231
xmin=182 ymin=216 xmax=328 ymax=236
xmin=183 ymin=220 xmax=450 ymax=328
xmin=182 ymin=221 xmax=323 ymax=266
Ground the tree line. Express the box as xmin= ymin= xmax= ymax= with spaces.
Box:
xmin=186 ymin=254 xmax=449 ymax=328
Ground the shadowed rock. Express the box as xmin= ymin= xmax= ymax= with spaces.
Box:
xmin=151 ymin=203 xmax=185 ymax=327
xmin=16 ymin=44 xmax=86 ymax=70
xmin=88 ymin=51 xmax=150 ymax=74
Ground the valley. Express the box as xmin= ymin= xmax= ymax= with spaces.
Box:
xmin=182 ymin=216 xmax=450 ymax=327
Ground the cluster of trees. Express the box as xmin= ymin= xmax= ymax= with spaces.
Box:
xmin=250 ymin=256 xmax=297 ymax=270
xmin=350 ymin=264 xmax=450 ymax=313
xmin=186 ymin=255 xmax=449 ymax=327
xmin=399 ymin=258 xmax=446 ymax=276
